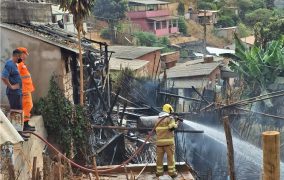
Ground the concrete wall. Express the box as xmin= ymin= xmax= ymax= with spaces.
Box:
xmin=215 ymin=27 xmax=237 ymax=42
xmin=0 ymin=1 xmax=52 ymax=23
xmin=0 ymin=26 xmax=66 ymax=104
xmin=138 ymin=50 xmax=161 ymax=78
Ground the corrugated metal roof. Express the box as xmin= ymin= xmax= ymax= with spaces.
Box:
xmin=110 ymin=57 xmax=149 ymax=70
xmin=109 ymin=46 xmax=163 ymax=60
xmin=128 ymin=0 xmax=169 ymax=5
xmin=166 ymin=62 xmax=221 ymax=78
xmin=0 ymin=109 xmax=24 ymax=145
xmin=206 ymin=47 xmax=235 ymax=56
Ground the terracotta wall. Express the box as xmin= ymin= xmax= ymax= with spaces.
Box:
xmin=161 ymin=51 xmax=180 ymax=69
xmin=138 ymin=50 xmax=161 ymax=78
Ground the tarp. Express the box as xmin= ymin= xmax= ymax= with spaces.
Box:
xmin=0 ymin=109 xmax=23 ymax=145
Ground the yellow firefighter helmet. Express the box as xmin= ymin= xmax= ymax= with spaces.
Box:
xmin=162 ymin=104 xmax=174 ymax=113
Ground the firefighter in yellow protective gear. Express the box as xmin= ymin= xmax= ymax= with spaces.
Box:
xmin=155 ymin=104 xmax=178 ymax=178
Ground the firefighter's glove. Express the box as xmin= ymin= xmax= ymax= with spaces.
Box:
xmin=177 ymin=117 xmax=184 ymax=122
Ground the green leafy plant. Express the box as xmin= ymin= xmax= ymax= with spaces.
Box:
xmin=226 ymin=34 xmax=284 ymax=106
xmin=178 ymin=16 xmax=188 ymax=35
xmin=100 ymin=28 xmax=111 ymax=39
xmin=93 ymin=0 xmax=127 ymax=42
xmin=35 ymin=77 xmax=91 ymax=159
xmin=133 ymin=31 xmax=173 ymax=53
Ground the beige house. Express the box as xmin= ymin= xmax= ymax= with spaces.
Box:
xmin=241 ymin=35 xmax=255 ymax=48
xmin=109 ymin=57 xmax=149 ymax=76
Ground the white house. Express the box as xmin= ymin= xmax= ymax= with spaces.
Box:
xmin=51 ymin=5 xmax=87 ymax=34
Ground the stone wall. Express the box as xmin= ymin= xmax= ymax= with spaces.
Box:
xmin=0 ymin=1 xmax=52 ymax=23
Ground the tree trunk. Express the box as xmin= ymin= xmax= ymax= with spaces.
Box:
xmin=78 ymin=26 xmax=84 ymax=105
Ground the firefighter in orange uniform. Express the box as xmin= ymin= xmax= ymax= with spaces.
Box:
xmin=155 ymin=104 xmax=178 ymax=178
xmin=17 ymin=47 xmax=35 ymax=131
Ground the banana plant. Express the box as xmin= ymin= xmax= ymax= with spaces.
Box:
xmin=223 ymin=34 xmax=284 ymax=107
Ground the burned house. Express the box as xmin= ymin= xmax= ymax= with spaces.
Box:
xmin=0 ymin=23 xmax=79 ymax=104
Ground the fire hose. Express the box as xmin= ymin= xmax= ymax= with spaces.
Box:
xmin=21 ymin=116 xmax=168 ymax=174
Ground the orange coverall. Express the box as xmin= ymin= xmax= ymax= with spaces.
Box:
xmin=18 ymin=62 xmax=35 ymax=122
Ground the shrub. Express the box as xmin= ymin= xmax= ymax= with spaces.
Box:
xmin=35 ymin=76 xmax=91 ymax=159
xmin=178 ymin=16 xmax=188 ymax=35
xmin=100 ymin=28 xmax=111 ymax=39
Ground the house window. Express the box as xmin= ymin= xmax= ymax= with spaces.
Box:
xmin=52 ymin=15 xmax=56 ymax=23
xmin=156 ymin=22 xmax=161 ymax=29
xmin=147 ymin=5 xmax=157 ymax=11
xmin=129 ymin=5 xmax=135 ymax=11
xmin=162 ymin=21 xmax=167 ymax=29
xmin=173 ymin=20 xmax=177 ymax=27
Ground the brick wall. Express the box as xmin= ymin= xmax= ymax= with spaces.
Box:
xmin=138 ymin=50 xmax=161 ymax=78
xmin=161 ymin=51 xmax=180 ymax=69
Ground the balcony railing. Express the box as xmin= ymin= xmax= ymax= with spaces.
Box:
xmin=127 ymin=9 xmax=170 ymax=19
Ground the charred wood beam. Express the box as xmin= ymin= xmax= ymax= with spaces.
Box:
xmin=111 ymin=92 xmax=141 ymax=107
xmin=119 ymin=103 xmax=127 ymax=126
xmin=92 ymin=125 xmax=204 ymax=133
xmin=94 ymin=133 xmax=124 ymax=155
xmin=119 ymin=107 xmax=151 ymax=110
xmin=158 ymin=91 xmax=202 ymax=102
xmin=107 ymin=88 xmax=121 ymax=126
xmin=191 ymin=86 xmax=210 ymax=105
xmin=113 ymin=110 xmax=143 ymax=117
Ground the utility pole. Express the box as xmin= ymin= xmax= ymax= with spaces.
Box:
xmin=203 ymin=9 xmax=207 ymax=58
xmin=222 ymin=81 xmax=236 ymax=180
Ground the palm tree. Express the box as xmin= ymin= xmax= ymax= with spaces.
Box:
xmin=58 ymin=0 xmax=95 ymax=105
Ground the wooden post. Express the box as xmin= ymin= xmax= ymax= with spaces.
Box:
xmin=32 ymin=157 xmax=37 ymax=180
xmin=8 ymin=158 xmax=15 ymax=180
xmin=223 ymin=116 xmax=236 ymax=180
xmin=93 ymin=156 xmax=100 ymax=180
xmin=262 ymin=131 xmax=280 ymax=180
xmin=43 ymin=154 xmax=50 ymax=180
xmin=124 ymin=164 xmax=129 ymax=180
xmin=36 ymin=167 xmax=40 ymax=180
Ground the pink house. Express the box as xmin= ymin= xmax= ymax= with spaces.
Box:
xmin=127 ymin=0 xmax=179 ymax=36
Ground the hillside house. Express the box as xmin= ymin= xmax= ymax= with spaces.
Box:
xmin=109 ymin=46 xmax=162 ymax=77
xmin=127 ymin=0 xmax=179 ymax=36
xmin=51 ymin=5 xmax=87 ymax=33
xmin=197 ymin=10 xmax=218 ymax=25
xmin=241 ymin=35 xmax=255 ymax=48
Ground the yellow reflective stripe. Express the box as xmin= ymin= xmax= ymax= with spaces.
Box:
xmin=157 ymin=166 xmax=163 ymax=170
xmin=168 ymin=165 xmax=175 ymax=169
xmin=156 ymin=126 xmax=169 ymax=130
xmin=21 ymin=75 xmax=31 ymax=79
xmin=157 ymin=138 xmax=174 ymax=142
